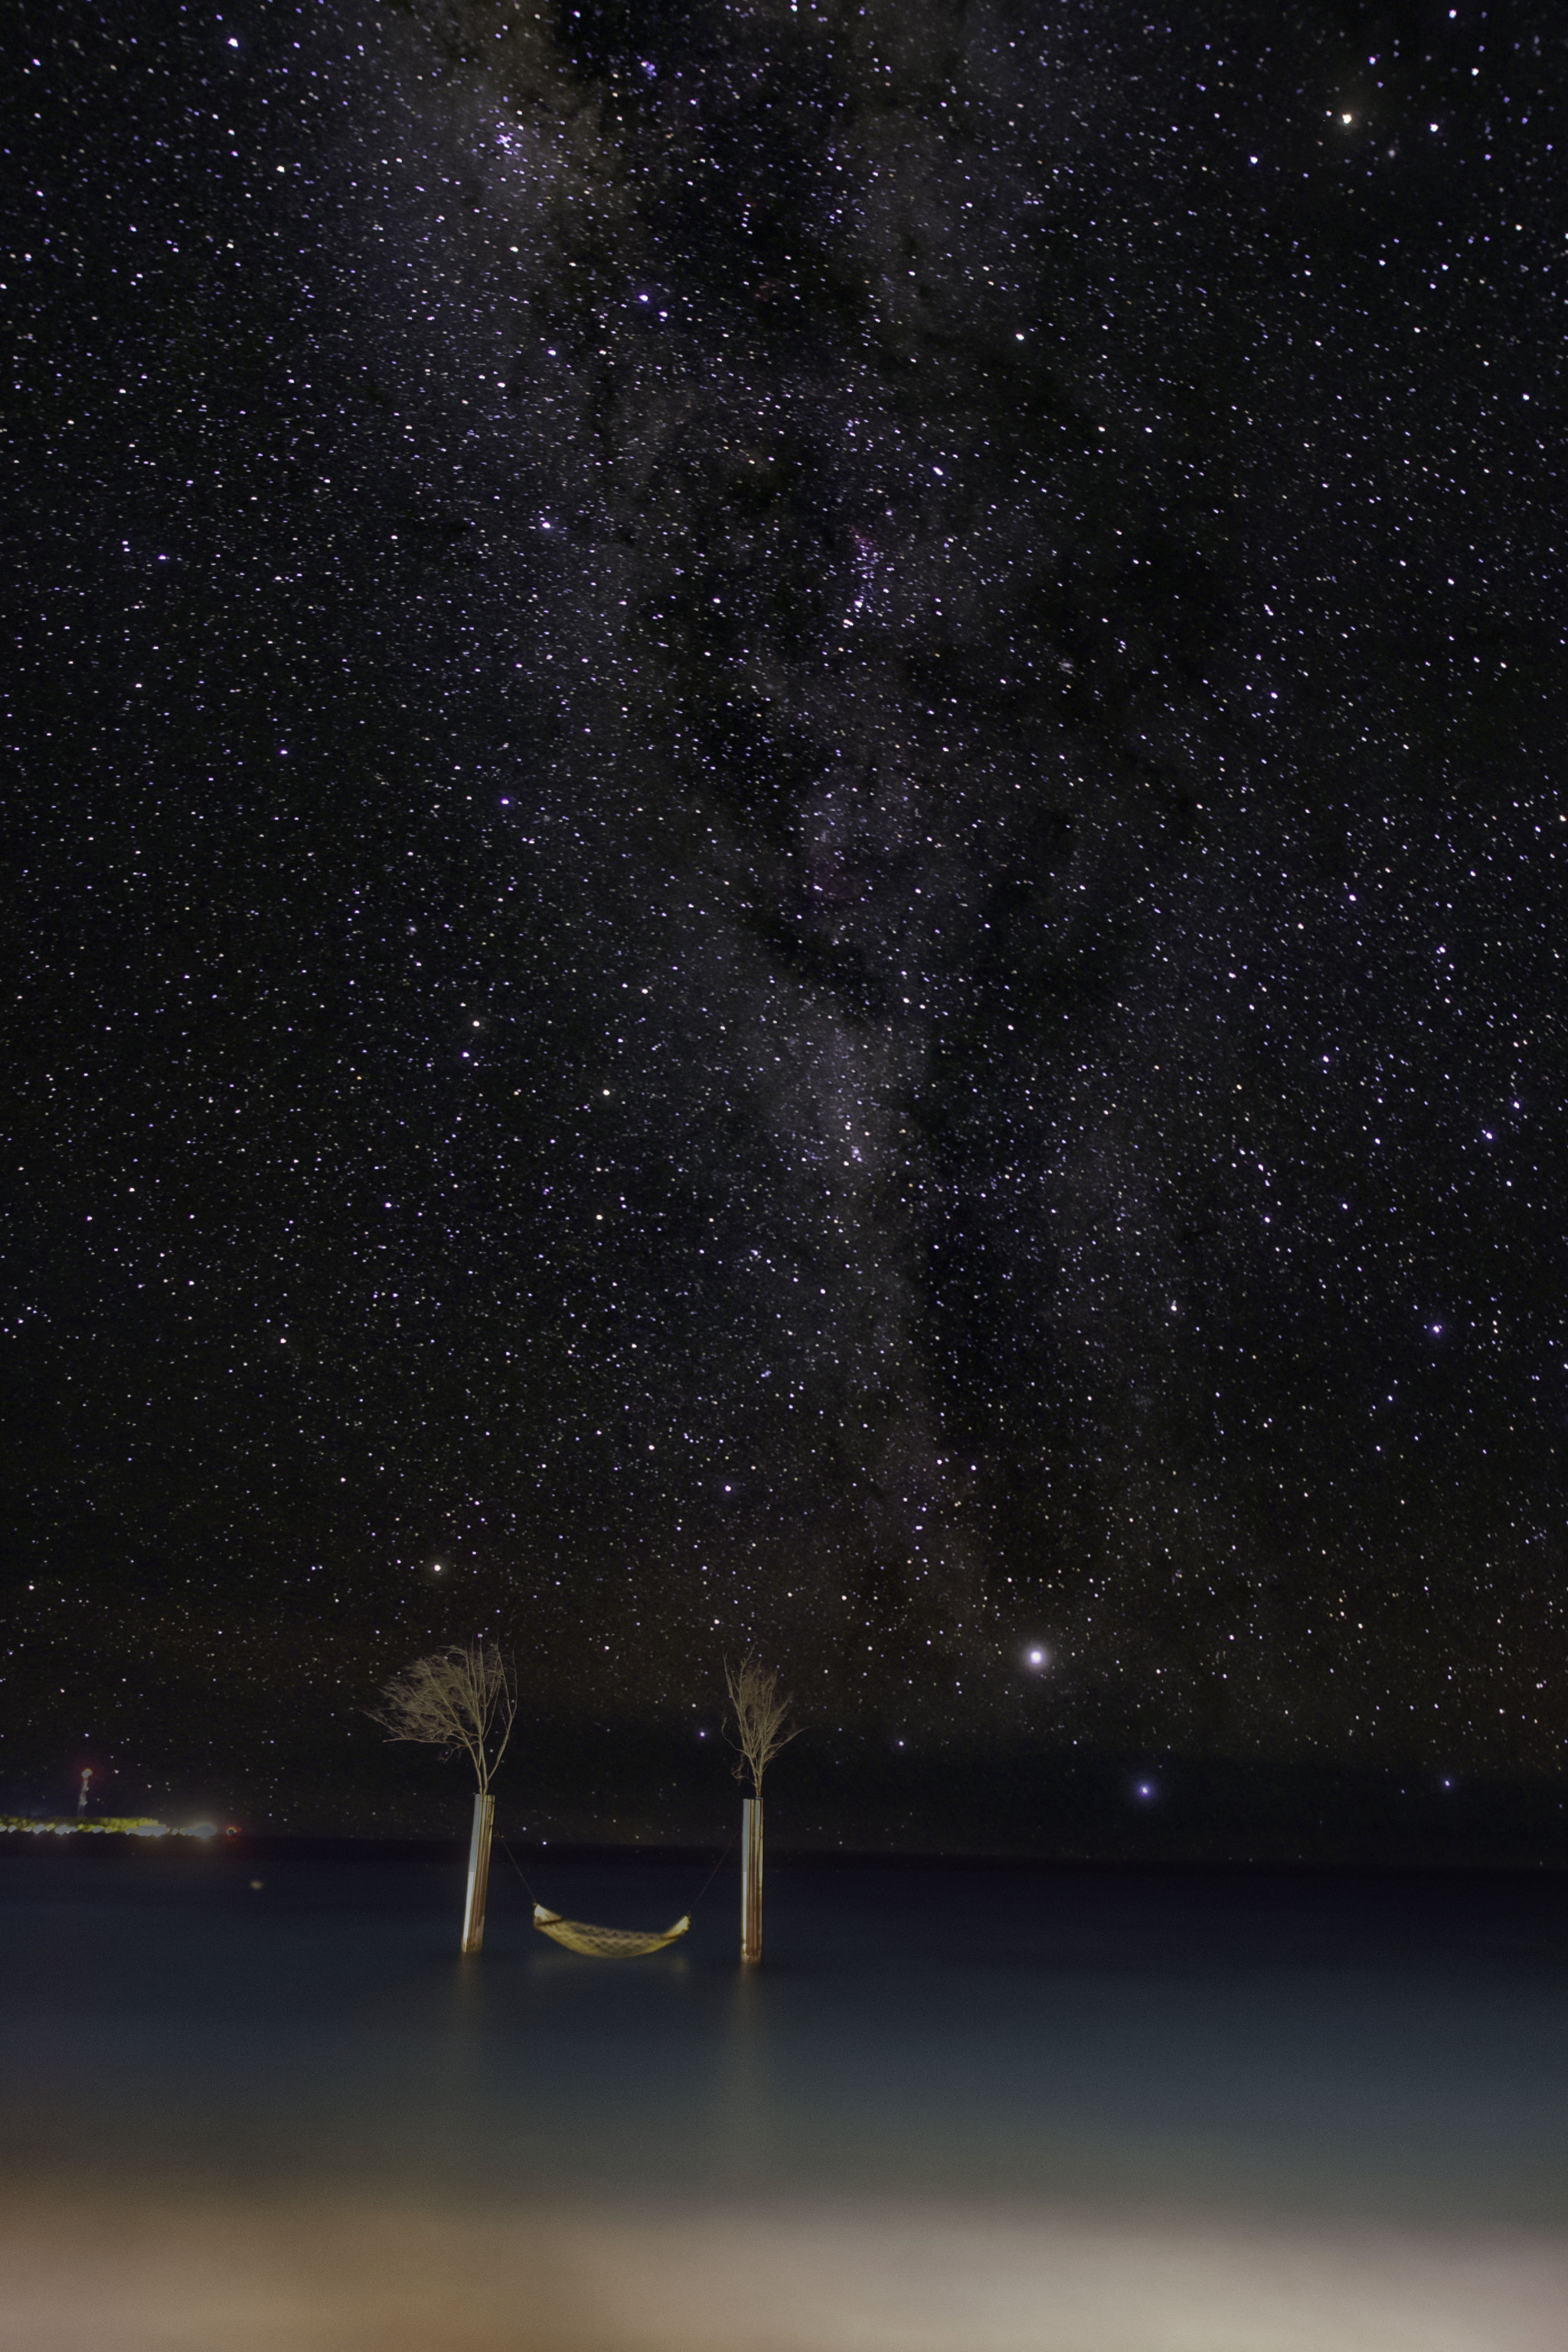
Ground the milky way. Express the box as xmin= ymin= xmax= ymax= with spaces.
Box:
xmin=6 ymin=0 xmax=1566 ymax=1834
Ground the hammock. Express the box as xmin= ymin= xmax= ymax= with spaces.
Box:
xmin=532 ymin=1902 xmax=689 ymax=1958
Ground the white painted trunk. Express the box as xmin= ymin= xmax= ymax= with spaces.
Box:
xmin=462 ymin=1792 xmax=495 ymax=1954
xmin=740 ymin=1795 xmax=763 ymax=1964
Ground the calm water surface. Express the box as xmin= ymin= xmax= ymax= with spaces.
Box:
xmin=3 ymin=1847 xmax=1565 ymax=2226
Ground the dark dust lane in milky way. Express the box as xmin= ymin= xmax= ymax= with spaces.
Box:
xmin=5 ymin=0 xmax=1566 ymax=1831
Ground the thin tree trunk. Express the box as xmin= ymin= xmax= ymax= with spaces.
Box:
xmin=462 ymin=1792 xmax=495 ymax=1953
xmin=740 ymin=1795 xmax=763 ymax=1964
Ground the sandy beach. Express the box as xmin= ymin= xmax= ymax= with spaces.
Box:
xmin=4 ymin=2187 xmax=1566 ymax=2352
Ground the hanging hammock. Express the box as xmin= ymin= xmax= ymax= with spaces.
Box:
xmin=531 ymin=1902 xmax=689 ymax=1958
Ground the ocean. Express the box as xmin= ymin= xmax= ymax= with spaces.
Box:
xmin=3 ymin=1842 xmax=1564 ymax=2348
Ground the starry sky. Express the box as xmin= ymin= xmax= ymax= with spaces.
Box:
xmin=5 ymin=0 xmax=1566 ymax=1844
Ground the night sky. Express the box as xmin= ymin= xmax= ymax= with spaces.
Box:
xmin=6 ymin=0 xmax=1566 ymax=1844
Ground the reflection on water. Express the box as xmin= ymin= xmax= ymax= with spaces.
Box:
xmin=2 ymin=1849 xmax=1566 ymax=2346
xmin=717 ymin=1960 xmax=775 ymax=2184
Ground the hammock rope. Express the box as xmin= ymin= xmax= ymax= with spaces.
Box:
xmin=497 ymin=1831 xmax=736 ymax=1960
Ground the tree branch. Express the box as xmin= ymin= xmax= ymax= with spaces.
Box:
xmin=368 ymin=1645 xmax=517 ymax=1795
xmin=724 ymin=1656 xmax=799 ymax=1798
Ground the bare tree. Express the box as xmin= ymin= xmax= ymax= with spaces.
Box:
xmin=368 ymin=1645 xmax=518 ymax=1954
xmin=368 ymin=1645 xmax=517 ymax=1795
xmin=724 ymin=1656 xmax=799 ymax=1798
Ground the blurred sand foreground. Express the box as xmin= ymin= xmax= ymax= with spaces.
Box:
xmin=1 ymin=2192 xmax=1563 ymax=2352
